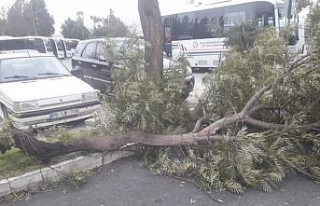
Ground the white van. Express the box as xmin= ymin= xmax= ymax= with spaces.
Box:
xmin=0 ymin=36 xmax=54 ymax=55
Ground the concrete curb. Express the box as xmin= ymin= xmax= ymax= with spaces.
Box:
xmin=0 ymin=151 xmax=134 ymax=198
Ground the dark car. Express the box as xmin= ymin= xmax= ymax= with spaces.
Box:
xmin=71 ymin=38 xmax=195 ymax=99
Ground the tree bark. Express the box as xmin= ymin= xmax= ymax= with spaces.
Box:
xmin=12 ymin=130 xmax=231 ymax=163
xmin=138 ymin=0 xmax=163 ymax=76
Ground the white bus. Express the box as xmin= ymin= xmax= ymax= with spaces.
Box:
xmin=162 ymin=0 xmax=304 ymax=70
xmin=49 ymin=37 xmax=68 ymax=59
xmin=0 ymin=36 xmax=54 ymax=55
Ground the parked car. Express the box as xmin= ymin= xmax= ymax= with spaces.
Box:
xmin=71 ymin=38 xmax=195 ymax=99
xmin=0 ymin=53 xmax=101 ymax=130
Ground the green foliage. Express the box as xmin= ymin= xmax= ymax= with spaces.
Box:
xmin=104 ymin=34 xmax=194 ymax=134
xmin=148 ymin=127 xmax=320 ymax=193
xmin=28 ymin=0 xmax=55 ymax=36
xmin=148 ymin=13 xmax=320 ymax=193
xmin=296 ymin=0 xmax=312 ymax=13
xmin=306 ymin=0 xmax=320 ymax=51
xmin=37 ymin=125 xmax=107 ymax=143
xmin=4 ymin=0 xmax=54 ymax=36
xmin=61 ymin=10 xmax=128 ymax=39
xmin=224 ymin=22 xmax=260 ymax=53
xmin=204 ymin=28 xmax=287 ymax=118
xmin=61 ymin=15 xmax=90 ymax=40
xmin=0 ymin=7 xmax=7 ymax=35
xmin=91 ymin=10 xmax=129 ymax=38
xmin=5 ymin=0 xmax=30 ymax=36
xmin=0 ymin=149 xmax=38 ymax=179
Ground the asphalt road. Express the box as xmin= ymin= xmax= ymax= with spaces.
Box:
xmin=3 ymin=157 xmax=320 ymax=206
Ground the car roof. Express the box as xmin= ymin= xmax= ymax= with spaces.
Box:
xmin=0 ymin=52 xmax=55 ymax=60
xmin=78 ymin=38 xmax=106 ymax=44
xmin=78 ymin=37 xmax=146 ymax=45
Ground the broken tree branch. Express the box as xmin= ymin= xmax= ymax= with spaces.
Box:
xmin=192 ymin=103 xmax=209 ymax=133
xmin=241 ymin=85 xmax=272 ymax=114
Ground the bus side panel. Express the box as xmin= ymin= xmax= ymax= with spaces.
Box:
xmin=172 ymin=38 xmax=228 ymax=68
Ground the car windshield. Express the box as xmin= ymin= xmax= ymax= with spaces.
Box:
xmin=0 ymin=56 xmax=70 ymax=83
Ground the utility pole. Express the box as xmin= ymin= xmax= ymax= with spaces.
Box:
xmin=30 ymin=2 xmax=38 ymax=35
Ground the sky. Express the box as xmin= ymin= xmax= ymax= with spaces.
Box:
xmin=0 ymin=0 xmax=188 ymax=36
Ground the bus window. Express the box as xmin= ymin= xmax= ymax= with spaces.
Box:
xmin=223 ymin=11 xmax=246 ymax=31
xmin=278 ymin=8 xmax=288 ymax=31
xmin=254 ymin=2 xmax=275 ymax=27
xmin=257 ymin=15 xmax=265 ymax=27
xmin=195 ymin=7 xmax=224 ymax=38
xmin=169 ymin=12 xmax=196 ymax=41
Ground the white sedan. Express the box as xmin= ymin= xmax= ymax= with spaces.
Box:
xmin=0 ymin=53 xmax=101 ymax=130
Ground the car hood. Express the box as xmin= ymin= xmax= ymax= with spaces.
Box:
xmin=0 ymin=76 xmax=95 ymax=102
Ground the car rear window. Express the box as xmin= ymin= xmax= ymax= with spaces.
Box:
xmin=74 ymin=42 xmax=86 ymax=57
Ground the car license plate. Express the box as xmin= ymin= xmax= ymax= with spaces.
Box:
xmin=49 ymin=109 xmax=79 ymax=120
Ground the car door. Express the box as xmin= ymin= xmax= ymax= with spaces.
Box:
xmin=94 ymin=42 xmax=114 ymax=94
xmin=75 ymin=42 xmax=99 ymax=90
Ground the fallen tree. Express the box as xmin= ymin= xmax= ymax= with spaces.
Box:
xmin=9 ymin=84 xmax=280 ymax=162
xmin=2 ymin=0 xmax=320 ymax=194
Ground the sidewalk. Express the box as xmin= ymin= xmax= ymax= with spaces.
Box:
xmin=3 ymin=157 xmax=320 ymax=206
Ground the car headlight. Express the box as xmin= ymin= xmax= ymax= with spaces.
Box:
xmin=13 ymin=101 xmax=40 ymax=112
xmin=81 ymin=92 xmax=98 ymax=102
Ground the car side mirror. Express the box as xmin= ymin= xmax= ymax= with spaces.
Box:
xmin=98 ymin=55 xmax=106 ymax=62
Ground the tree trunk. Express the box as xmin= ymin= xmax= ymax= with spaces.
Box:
xmin=138 ymin=0 xmax=163 ymax=77
xmin=12 ymin=130 xmax=230 ymax=163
